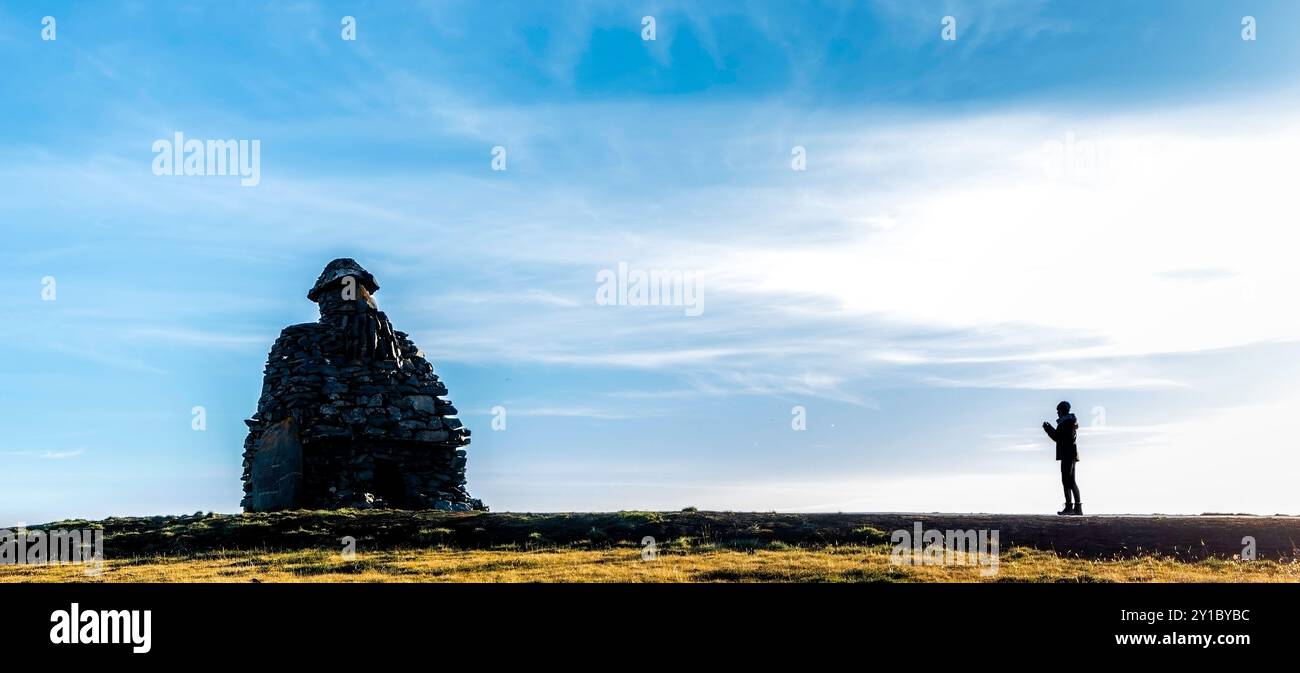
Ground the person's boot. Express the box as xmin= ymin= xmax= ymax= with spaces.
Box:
xmin=1071 ymin=502 xmax=1084 ymax=516
xmin=1057 ymin=503 xmax=1074 ymax=515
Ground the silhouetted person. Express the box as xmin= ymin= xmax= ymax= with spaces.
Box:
xmin=1043 ymin=401 xmax=1082 ymax=515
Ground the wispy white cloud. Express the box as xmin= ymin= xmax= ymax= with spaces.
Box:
xmin=121 ymin=327 xmax=272 ymax=349
xmin=43 ymin=341 xmax=169 ymax=376
xmin=1 ymin=449 xmax=86 ymax=460
xmin=471 ymin=405 xmax=660 ymax=420
xmin=15 ymin=93 xmax=1300 ymax=400
xmin=919 ymin=367 xmax=1188 ymax=391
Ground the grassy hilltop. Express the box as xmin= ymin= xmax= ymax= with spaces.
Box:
xmin=3 ymin=510 xmax=1298 ymax=583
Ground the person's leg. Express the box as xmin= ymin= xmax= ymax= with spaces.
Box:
xmin=1062 ymin=460 xmax=1082 ymax=514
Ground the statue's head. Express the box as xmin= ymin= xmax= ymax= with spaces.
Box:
xmin=307 ymin=258 xmax=379 ymax=303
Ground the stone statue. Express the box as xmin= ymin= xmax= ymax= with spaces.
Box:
xmin=240 ymin=258 xmax=482 ymax=512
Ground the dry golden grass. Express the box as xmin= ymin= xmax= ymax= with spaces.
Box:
xmin=2 ymin=544 xmax=1296 ymax=583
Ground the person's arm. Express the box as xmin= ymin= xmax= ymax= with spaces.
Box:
xmin=1042 ymin=421 xmax=1057 ymax=441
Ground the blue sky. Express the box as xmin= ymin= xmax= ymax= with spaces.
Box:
xmin=4 ymin=1 xmax=1300 ymax=524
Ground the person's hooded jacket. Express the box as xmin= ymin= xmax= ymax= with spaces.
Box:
xmin=1043 ymin=413 xmax=1079 ymax=461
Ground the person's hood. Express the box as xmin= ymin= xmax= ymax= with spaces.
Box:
xmin=1058 ymin=412 xmax=1077 ymax=424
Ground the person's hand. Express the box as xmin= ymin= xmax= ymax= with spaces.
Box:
xmin=1042 ymin=421 xmax=1052 ymax=430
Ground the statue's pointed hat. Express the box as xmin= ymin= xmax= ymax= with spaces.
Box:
xmin=307 ymin=258 xmax=379 ymax=302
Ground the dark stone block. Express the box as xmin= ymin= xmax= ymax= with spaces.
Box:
xmin=249 ymin=418 xmax=303 ymax=512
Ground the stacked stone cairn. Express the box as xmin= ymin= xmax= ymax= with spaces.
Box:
xmin=240 ymin=258 xmax=483 ymax=512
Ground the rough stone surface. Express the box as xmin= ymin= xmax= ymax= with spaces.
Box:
xmin=249 ymin=418 xmax=303 ymax=512
xmin=241 ymin=258 xmax=483 ymax=512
